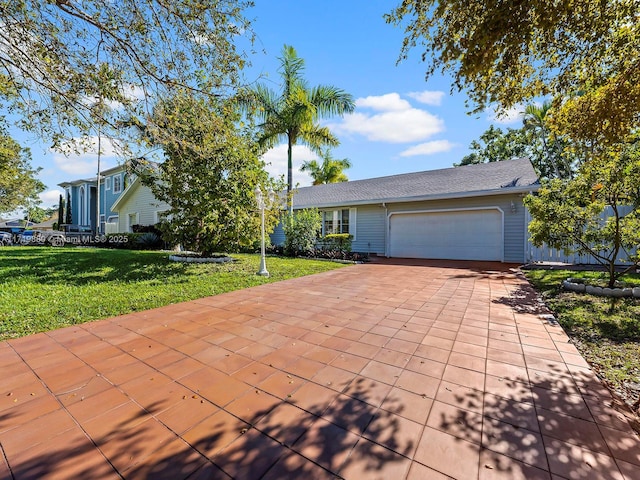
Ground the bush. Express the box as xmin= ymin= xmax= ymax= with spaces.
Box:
xmin=283 ymin=209 xmax=322 ymax=256
xmin=136 ymin=232 xmax=163 ymax=250
xmin=131 ymin=224 xmax=163 ymax=235
xmin=319 ymin=233 xmax=352 ymax=252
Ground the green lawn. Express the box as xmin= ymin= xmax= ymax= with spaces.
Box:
xmin=0 ymin=247 xmax=346 ymax=341
xmin=525 ymin=269 xmax=640 ymax=412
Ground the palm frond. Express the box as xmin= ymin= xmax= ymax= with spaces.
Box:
xmin=299 ymin=124 xmax=339 ymax=153
xmin=310 ymin=85 xmax=355 ymax=116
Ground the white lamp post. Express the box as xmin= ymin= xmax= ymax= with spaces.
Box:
xmin=255 ymin=185 xmax=274 ymax=276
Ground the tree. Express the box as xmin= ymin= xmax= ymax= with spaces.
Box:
xmin=386 ymin=1 xmax=640 ymax=147
xmin=0 ymin=127 xmax=45 ymax=214
xmin=301 ymin=149 xmax=352 ymax=185
xmin=134 ymin=93 xmax=278 ymax=257
xmin=240 ymin=45 xmax=355 ymax=208
xmin=524 ymin=144 xmax=640 ymax=288
xmin=65 ymin=191 xmax=72 ymax=225
xmin=0 ymin=0 xmax=252 ymax=145
xmin=57 ymin=194 xmax=64 ymax=229
xmin=24 ymin=205 xmax=56 ymax=224
xmin=458 ymin=102 xmax=577 ymax=179
xmin=523 ymin=102 xmax=574 ymax=179
xmin=457 ymin=125 xmax=528 ymax=167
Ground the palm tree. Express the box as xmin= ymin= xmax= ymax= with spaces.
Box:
xmin=301 ymin=149 xmax=352 ymax=185
xmin=523 ymin=101 xmax=572 ymax=179
xmin=240 ymin=45 xmax=355 ymax=211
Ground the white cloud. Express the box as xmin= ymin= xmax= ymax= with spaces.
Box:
xmin=261 ymin=144 xmax=315 ymax=188
xmin=52 ymin=136 xmax=121 ymax=176
xmin=355 ymin=93 xmax=411 ymax=111
xmin=331 ymin=93 xmax=445 ymax=143
xmin=399 ymin=140 xmax=456 ymax=157
xmin=407 ymin=90 xmax=445 ymax=106
xmin=336 ymin=109 xmax=444 ymax=143
xmin=489 ymin=105 xmax=526 ymax=125
xmin=39 ymin=189 xmax=64 ymax=206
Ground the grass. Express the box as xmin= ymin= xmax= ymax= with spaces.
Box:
xmin=0 ymin=246 xmax=347 ymax=341
xmin=525 ymin=269 xmax=640 ymax=411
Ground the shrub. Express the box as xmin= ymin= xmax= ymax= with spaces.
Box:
xmin=136 ymin=232 xmax=163 ymax=250
xmin=283 ymin=209 xmax=321 ymax=256
xmin=319 ymin=233 xmax=352 ymax=252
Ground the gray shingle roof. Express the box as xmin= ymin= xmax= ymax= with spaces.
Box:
xmin=292 ymin=158 xmax=539 ymax=208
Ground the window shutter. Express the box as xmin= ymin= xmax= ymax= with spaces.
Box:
xmin=349 ymin=208 xmax=357 ymax=240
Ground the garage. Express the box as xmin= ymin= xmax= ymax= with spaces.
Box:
xmin=388 ymin=208 xmax=504 ymax=261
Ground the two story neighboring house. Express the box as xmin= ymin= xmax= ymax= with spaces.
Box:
xmin=59 ymin=164 xmax=130 ymax=233
xmin=59 ymin=162 xmax=170 ymax=234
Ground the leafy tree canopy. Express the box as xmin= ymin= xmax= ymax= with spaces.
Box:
xmin=301 ymin=149 xmax=352 ymax=185
xmin=458 ymin=103 xmax=577 ymax=179
xmin=0 ymin=0 xmax=253 ymax=146
xmin=458 ymin=125 xmax=528 ymax=166
xmin=386 ymin=1 xmax=640 ymax=146
xmin=25 ymin=205 xmax=56 ymax=224
xmin=0 ymin=126 xmax=45 ymax=214
xmin=134 ymin=92 xmax=278 ymax=256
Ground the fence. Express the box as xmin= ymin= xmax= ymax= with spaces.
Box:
xmin=525 ymin=206 xmax=636 ymax=265
xmin=105 ymin=222 xmax=119 ymax=234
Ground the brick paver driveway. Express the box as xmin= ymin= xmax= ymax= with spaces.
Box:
xmin=1 ymin=260 xmax=639 ymax=479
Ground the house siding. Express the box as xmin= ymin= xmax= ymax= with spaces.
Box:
xmin=60 ymin=165 xmax=129 ymax=231
xmin=102 ymin=174 xmax=124 ymax=217
xmin=116 ymin=184 xmax=170 ymax=232
xmin=351 ymin=205 xmax=385 ymax=255
xmin=269 ymin=193 xmax=529 ymax=262
xmin=270 ymin=218 xmax=286 ymax=246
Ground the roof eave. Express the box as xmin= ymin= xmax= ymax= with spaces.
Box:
xmin=293 ymin=184 xmax=540 ymax=209
xmin=58 ymin=179 xmax=96 ymax=188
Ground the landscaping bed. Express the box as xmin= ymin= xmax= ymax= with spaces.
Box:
xmin=0 ymin=247 xmax=346 ymax=341
xmin=525 ymin=269 xmax=640 ymax=417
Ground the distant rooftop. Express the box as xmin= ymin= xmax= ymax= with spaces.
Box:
xmin=292 ymin=158 xmax=539 ymax=208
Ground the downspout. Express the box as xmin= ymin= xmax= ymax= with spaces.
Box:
xmin=524 ymin=190 xmax=533 ymax=263
xmin=382 ymin=202 xmax=388 ymax=257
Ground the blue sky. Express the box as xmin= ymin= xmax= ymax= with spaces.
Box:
xmin=15 ymin=1 xmax=525 ymax=207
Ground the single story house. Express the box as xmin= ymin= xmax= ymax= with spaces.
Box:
xmin=272 ymin=158 xmax=540 ymax=263
xmin=31 ymin=217 xmax=57 ymax=231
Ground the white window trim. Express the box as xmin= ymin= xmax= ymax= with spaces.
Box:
xmin=107 ymin=215 xmax=119 ymax=223
xmin=105 ymin=177 xmax=111 ymax=191
xmin=321 ymin=208 xmax=356 ymax=240
xmin=112 ymin=174 xmax=122 ymax=194
xmin=127 ymin=212 xmax=139 ymax=232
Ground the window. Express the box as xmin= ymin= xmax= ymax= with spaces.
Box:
xmin=127 ymin=212 xmax=138 ymax=232
xmin=155 ymin=210 xmax=170 ymax=223
xmin=322 ymin=209 xmax=353 ymax=236
xmin=105 ymin=177 xmax=111 ymax=191
xmin=113 ymin=174 xmax=122 ymax=194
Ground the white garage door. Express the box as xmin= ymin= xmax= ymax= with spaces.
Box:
xmin=389 ymin=209 xmax=503 ymax=261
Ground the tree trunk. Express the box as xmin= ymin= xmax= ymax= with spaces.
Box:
xmin=287 ymin=135 xmax=293 ymax=215
xmin=608 ymin=203 xmax=622 ymax=288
